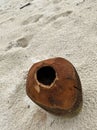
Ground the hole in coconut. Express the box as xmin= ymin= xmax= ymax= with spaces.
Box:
xmin=37 ymin=66 xmax=56 ymax=86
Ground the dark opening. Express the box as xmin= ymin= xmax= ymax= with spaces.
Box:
xmin=37 ymin=66 xmax=56 ymax=85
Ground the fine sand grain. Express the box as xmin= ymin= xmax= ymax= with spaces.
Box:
xmin=0 ymin=0 xmax=97 ymax=130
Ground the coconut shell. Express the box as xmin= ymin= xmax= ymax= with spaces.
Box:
xmin=26 ymin=57 xmax=82 ymax=115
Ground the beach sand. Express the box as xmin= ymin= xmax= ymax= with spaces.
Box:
xmin=0 ymin=0 xmax=97 ymax=130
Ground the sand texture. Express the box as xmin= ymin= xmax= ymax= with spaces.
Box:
xmin=0 ymin=0 xmax=97 ymax=130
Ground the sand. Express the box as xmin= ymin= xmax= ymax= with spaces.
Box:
xmin=0 ymin=0 xmax=97 ymax=130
